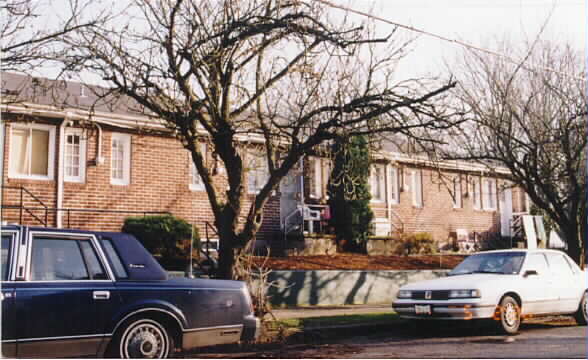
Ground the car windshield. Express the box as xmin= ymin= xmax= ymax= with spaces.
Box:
xmin=448 ymin=252 xmax=526 ymax=276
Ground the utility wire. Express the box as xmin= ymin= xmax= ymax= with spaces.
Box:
xmin=310 ymin=0 xmax=586 ymax=81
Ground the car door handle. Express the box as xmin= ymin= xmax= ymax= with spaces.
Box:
xmin=93 ymin=291 xmax=110 ymax=300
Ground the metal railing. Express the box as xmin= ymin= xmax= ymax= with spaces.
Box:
xmin=2 ymin=186 xmax=172 ymax=228
xmin=2 ymin=186 xmax=49 ymax=226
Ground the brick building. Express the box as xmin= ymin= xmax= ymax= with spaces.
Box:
xmin=1 ymin=73 xmax=529 ymax=252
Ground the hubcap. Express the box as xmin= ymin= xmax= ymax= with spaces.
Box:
xmin=123 ymin=322 xmax=166 ymax=358
xmin=504 ymin=302 xmax=518 ymax=327
xmin=583 ymin=296 xmax=587 ymax=318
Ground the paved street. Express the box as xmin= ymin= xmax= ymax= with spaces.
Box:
xmin=344 ymin=321 xmax=588 ymax=359
xmin=191 ymin=318 xmax=587 ymax=359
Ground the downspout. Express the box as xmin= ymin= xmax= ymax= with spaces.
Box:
xmin=94 ymin=122 xmax=104 ymax=165
xmin=57 ymin=114 xmax=73 ymax=228
xmin=386 ymin=163 xmax=392 ymax=231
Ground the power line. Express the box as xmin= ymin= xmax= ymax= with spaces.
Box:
xmin=309 ymin=0 xmax=585 ymax=81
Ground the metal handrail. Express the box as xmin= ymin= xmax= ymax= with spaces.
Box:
xmin=389 ymin=208 xmax=404 ymax=234
xmin=2 ymin=185 xmax=49 ymax=226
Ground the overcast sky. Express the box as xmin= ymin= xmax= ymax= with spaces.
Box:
xmin=339 ymin=0 xmax=586 ymax=80
xmin=49 ymin=0 xmax=585 ymax=85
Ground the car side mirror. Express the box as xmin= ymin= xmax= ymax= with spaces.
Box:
xmin=523 ymin=269 xmax=538 ymax=277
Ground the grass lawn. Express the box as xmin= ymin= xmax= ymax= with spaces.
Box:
xmin=269 ymin=312 xmax=401 ymax=330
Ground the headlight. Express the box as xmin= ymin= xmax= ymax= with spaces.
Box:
xmin=448 ymin=289 xmax=481 ymax=298
xmin=397 ymin=290 xmax=413 ymax=299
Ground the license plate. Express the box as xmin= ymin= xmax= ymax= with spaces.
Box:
xmin=415 ymin=305 xmax=432 ymax=315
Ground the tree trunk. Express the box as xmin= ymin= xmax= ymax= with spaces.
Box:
xmin=217 ymin=240 xmax=235 ymax=279
xmin=563 ymin=225 xmax=581 ymax=266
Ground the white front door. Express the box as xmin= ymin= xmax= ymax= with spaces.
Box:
xmin=499 ymin=188 xmax=513 ymax=237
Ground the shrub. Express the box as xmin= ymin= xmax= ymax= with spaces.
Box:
xmin=327 ymin=135 xmax=374 ymax=252
xmin=391 ymin=232 xmax=437 ymax=255
xmin=122 ymin=215 xmax=194 ymax=260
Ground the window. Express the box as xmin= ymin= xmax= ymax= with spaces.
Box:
xmin=1 ymin=235 xmax=13 ymax=281
xmin=309 ymin=156 xmax=331 ymax=199
xmin=411 ymin=169 xmax=423 ymax=207
xmin=452 ymin=176 xmax=462 ymax=209
xmin=389 ymin=166 xmax=399 ymax=204
xmin=247 ymin=152 xmax=269 ymax=194
xmin=79 ymin=240 xmax=107 ymax=280
xmin=370 ymin=164 xmax=386 ymax=202
xmin=525 ymin=253 xmax=549 ymax=275
xmin=9 ymin=123 xmax=55 ymax=180
xmin=471 ymin=177 xmax=481 ymax=210
xmin=111 ymin=133 xmax=131 ymax=185
xmin=546 ymin=253 xmax=574 ymax=277
xmin=189 ymin=143 xmax=207 ymax=191
xmin=31 ymin=237 xmax=90 ymax=281
xmin=101 ymin=238 xmax=128 ymax=279
xmin=482 ymin=178 xmax=497 ymax=211
xmin=64 ymin=128 xmax=86 ymax=183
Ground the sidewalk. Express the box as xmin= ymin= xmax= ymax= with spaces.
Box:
xmin=271 ymin=304 xmax=392 ymax=319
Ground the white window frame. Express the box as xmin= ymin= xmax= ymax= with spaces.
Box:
xmin=412 ymin=169 xmax=423 ymax=208
xmin=452 ymin=175 xmax=462 ymax=209
xmin=189 ymin=143 xmax=206 ymax=191
xmin=482 ymin=178 xmax=497 ymax=211
xmin=389 ymin=166 xmax=399 ymax=204
xmin=110 ymin=133 xmax=131 ymax=186
xmin=471 ymin=177 xmax=481 ymax=210
xmin=64 ymin=128 xmax=87 ymax=183
xmin=370 ymin=163 xmax=386 ymax=203
xmin=247 ymin=152 xmax=269 ymax=194
xmin=8 ymin=123 xmax=56 ymax=180
xmin=309 ymin=156 xmax=332 ymax=199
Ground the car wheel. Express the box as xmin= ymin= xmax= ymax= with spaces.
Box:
xmin=573 ymin=291 xmax=587 ymax=326
xmin=115 ymin=317 xmax=175 ymax=358
xmin=498 ymin=296 xmax=521 ymax=335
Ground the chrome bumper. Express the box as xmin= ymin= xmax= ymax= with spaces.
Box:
xmin=241 ymin=315 xmax=261 ymax=342
xmin=393 ymin=301 xmax=496 ymax=320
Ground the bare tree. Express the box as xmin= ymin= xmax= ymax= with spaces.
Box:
xmin=1 ymin=0 xmax=110 ymax=72
xmin=447 ymin=40 xmax=587 ymax=266
xmin=63 ymin=0 xmax=462 ymax=279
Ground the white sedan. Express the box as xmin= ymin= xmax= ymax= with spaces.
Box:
xmin=392 ymin=249 xmax=588 ymax=334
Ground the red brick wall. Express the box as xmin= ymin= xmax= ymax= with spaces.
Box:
xmin=1 ymin=117 xmax=280 ymax=244
xmin=1 ymin=116 xmax=515 ymax=248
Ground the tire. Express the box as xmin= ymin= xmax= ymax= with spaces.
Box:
xmin=113 ymin=317 xmax=175 ymax=358
xmin=573 ymin=291 xmax=587 ymax=326
xmin=497 ymin=296 xmax=521 ymax=335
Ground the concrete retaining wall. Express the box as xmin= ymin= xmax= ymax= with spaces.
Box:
xmin=167 ymin=269 xmax=449 ymax=306
xmin=266 ymin=270 xmax=449 ymax=306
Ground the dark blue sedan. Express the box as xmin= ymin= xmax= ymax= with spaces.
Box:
xmin=1 ymin=225 xmax=260 ymax=358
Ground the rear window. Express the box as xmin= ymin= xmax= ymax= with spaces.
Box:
xmin=101 ymin=238 xmax=128 ymax=279
xmin=1 ymin=235 xmax=13 ymax=281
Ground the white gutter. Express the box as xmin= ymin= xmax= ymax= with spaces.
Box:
xmin=56 ymin=114 xmax=73 ymax=228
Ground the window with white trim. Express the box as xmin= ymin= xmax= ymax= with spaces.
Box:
xmin=389 ymin=166 xmax=399 ymax=204
xmin=471 ymin=177 xmax=481 ymax=210
xmin=189 ymin=143 xmax=207 ymax=191
xmin=9 ymin=123 xmax=55 ymax=180
xmin=412 ymin=169 xmax=423 ymax=207
xmin=64 ymin=128 xmax=86 ymax=183
xmin=452 ymin=176 xmax=462 ymax=209
xmin=110 ymin=133 xmax=131 ymax=185
xmin=370 ymin=164 xmax=386 ymax=202
xmin=309 ymin=156 xmax=331 ymax=199
xmin=247 ymin=152 xmax=269 ymax=194
xmin=482 ymin=178 xmax=497 ymax=211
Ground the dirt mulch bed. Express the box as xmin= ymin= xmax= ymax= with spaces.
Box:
xmin=250 ymin=253 xmax=465 ymax=271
